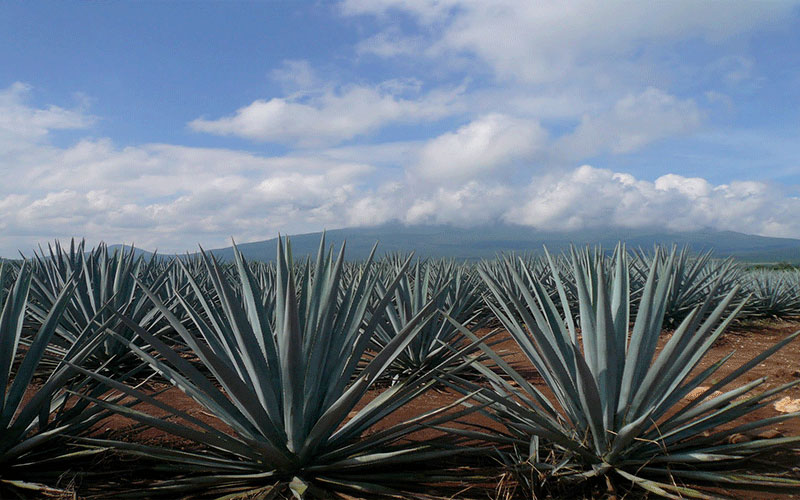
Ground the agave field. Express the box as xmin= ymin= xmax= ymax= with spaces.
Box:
xmin=0 ymin=237 xmax=799 ymax=499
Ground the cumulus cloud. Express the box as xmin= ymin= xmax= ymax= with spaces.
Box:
xmin=0 ymin=89 xmax=382 ymax=253
xmin=404 ymin=181 xmax=513 ymax=226
xmin=0 ymin=83 xmax=95 ymax=153
xmin=338 ymin=1 xmax=792 ymax=181
xmin=344 ymin=1 xmax=794 ymax=84
xmin=2 ymin=140 xmax=377 ymax=254
xmin=3 ymin=138 xmax=800 ymax=254
xmin=555 ymin=88 xmax=703 ymax=160
xmin=189 ymin=83 xmax=463 ymax=146
xmin=412 ymin=114 xmax=548 ymax=182
xmin=2 ymin=84 xmax=799 ymax=256
xmin=506 ymin=165 xmax=800 ymax=237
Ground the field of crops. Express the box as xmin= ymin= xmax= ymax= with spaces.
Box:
xmin=1 ymin=237 xmax=799 ymax=499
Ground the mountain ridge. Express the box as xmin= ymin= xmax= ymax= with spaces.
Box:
xmin=158 ymin=224 xmax=800 ymax=263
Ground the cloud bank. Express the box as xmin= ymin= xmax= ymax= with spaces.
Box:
xmin=2 ymin=1 xmax=799 ymax=255
xmin=189 ymin=83 xmax=464 ymax=147
xmin=1 ymin=82 xmax=798 ymax=256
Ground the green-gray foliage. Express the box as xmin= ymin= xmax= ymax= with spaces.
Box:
xmin=446 ymin=245 xmax=800 ymax=497
xmin=75 ymin=237 xmax=475 ymax=498
xmin=739 ymin=270 xmax=800 ymax=320
xmin=372 ymin=259 xmax=487 ymax=379
xmin=632 ymin=246 xmax=740 ymax=327
xmin=27 ymin=240 xmax=167 ymax=372
xmin=0 ymin=262 xmax=119 ymax=495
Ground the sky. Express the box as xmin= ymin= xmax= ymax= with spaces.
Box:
xmin=1 ymin=1 xmax=800 ymax=255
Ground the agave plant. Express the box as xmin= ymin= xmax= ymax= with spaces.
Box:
xmin=632 ymin=246 xmax=740 ymax=326
xmin=477 ymin=254 xmax=552 ymax=326
xmin=371 ymin=259 xmax=488 ymax=379
xmin=75 ymin=236 xmax=477 ymax=498
xmin=739 ymin=270 xmax=800 ymax=320
xmin=445 ymin=245 xmax=800 ymax=497
xmin=26 ymin=240 xmax=168 ymax=372
xmin=0 ymin=262 xmax=124 ymax=496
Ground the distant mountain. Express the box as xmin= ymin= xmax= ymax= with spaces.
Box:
xmin=197 ymin=224 xmax=800 ymax=263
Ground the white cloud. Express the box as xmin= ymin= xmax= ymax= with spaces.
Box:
xmin=404 ymin=181 xmax=512 ymax=226
xmin=344 ymin=1 xmax=794 ymax=84
xmin=555 ymin=88 xmax=703 ymax=159
xmin=2 ymin=84 xmax=799 ymax=256
xmin=1 ymin=141 xmax=377 ymax=253
xmin=338 ymin=1 xmax=789 ymax=177
xmin=0 ymin=83 xmax=94 ymax=153
xmin=345 ymin=181 xmax=404 ymax=227
xmin=0 ymin=88 xmax=383 ymax=253
xmin=4 ymin=134 xmax=800 ymax=254
xmin=412 ymin=114 xmax=548 ymax=182
xmin=189 ymin=83 xmax=463 ymax=146
xmin=506 ymin=165 xmax=800 ymax=238
xmin=319 ymin=140 xmax=423 ymax=168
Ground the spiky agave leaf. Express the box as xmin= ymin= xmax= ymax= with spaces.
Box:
xmin=631 ymin=245 xmax=741 ymax=326
xmin=0 ymin=262 xmax=126 ymax=495
xmin=0 ymin=260 xmax=15 ymax=307
xmin=78 ymin=235 xmax=479 ymax=498
xmin=26 ymin=240 xmax=169 ymax=373
xmin=371 ymin=258 xmax=490 ymax=379
xmin=446 ymin=244 xmax=800 ymax=496
xmin=739 ymin=269 xmax=800 ymax=320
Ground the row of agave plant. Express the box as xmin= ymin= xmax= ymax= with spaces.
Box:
xmin=0 ymin=237 xmax=798 ymax=498
xmin=479 ymin=246 xmax=800 ymax=324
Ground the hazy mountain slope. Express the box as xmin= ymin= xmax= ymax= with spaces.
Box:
xmin=199 ymin=224 xmax=800 ymax=263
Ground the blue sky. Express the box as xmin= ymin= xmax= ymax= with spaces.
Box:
xmin=1 ymin=1 xmax=799 ymax=255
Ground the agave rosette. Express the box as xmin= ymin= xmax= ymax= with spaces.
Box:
xmin=371 ymin=259 xmax=488 ymax=379
xmin=26 ymin=240 xmax=169 ymax=372
xmin=444 ymin=245 xmax=800 ymax=497
xmin=0 ymin=262 xmax=126 ymax=496
xmin=739 ymin=269 xmax=800 ymax=320
xmin=75 ymin=236 xmax=479 ymax=498
xmin=632 ymin=246 xmax=741 ymax=327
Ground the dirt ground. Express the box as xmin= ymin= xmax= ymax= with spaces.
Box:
xmin=62 ymin=319 xmax=800 ymax=498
